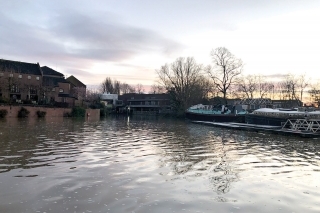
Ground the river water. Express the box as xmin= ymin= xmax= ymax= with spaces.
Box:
xmin=0 ymin=116 xmax=320 ymax=213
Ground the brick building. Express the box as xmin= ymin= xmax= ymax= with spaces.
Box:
xmin=0 ymin=59 xmax=86 ymax=107
xmin=42 ymin=66 xmax=77 ymax=107
xmin=0 ymin=59 xmax=42 ymax=103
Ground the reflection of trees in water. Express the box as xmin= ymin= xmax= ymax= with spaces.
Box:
xmin=233 ymin=130 xmax=320 ymax=168
xmin=209 ymin=132 xmax=238 ymax=194
xmin=154 ymin=122 xmax=320 ymax=194
xmin=154 ymin=123 xmax=242 ymax=194
xmin=207 ymin=131 xmax=241 ymax=194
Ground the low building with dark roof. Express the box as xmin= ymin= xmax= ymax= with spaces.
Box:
xmin=118 ymin=93 xmax=172 ymax=114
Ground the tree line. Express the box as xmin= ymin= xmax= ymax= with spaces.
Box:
xmin=97 ymin=47 xmax=320 ymax=115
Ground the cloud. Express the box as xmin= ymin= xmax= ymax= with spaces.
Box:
xmin=0 ymin=7 xmax=182 ymax=67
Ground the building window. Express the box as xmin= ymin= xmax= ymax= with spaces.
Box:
xmin=28 ymin=76 xmax=31 ymax=79
xmin=52 ymin=88 xmax=56 ymax=92
xmin=36 ymin=76 xmax=40 ymax=80
xmin=9 ymin=73 xmax=13 ymax=77
xmin=18 ymin=75 xmax=22 ymax=78
xmin=0 ymin=73 xmax=4 ymax=76
xmin=30 ymin=87 xmax=37 ymax=94
xmin=10 ymin=85 xmax=20 ymax=93
xmin=59 ymin=88 xmax=64 ymax=93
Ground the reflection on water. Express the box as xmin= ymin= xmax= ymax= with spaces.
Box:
xmin=1 ymin=116 xmax=320 ymax=213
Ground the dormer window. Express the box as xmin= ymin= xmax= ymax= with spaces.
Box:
xmin=0 ymin=73 xmax=4 ymax=76
xmin=28 ymin=76 xmax=31 ymax=79
xmin=18 ymin=75 xmax=22 ymax=78
xmin=9 ymin=73 xmax=13 ymax=77
xmin=59 ymin=89 xmax=64 ymax=93
xmin=52 ymin=88 xmax=56 ymax=92
xmin=36 ymin=76 xmax=40 ymax=80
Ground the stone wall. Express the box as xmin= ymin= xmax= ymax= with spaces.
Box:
xmin=0 ymin=106 xmax=100 ymax=119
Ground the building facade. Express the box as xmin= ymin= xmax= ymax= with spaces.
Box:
xmin=0 ymin=59 xmax=86 ymax=107
xmin=119 ymin=93 xmax=172 ymax=114
xmin=66 ymin=75 xmax=87 ymax=107
xmin=42 ymin=66 xmax=76 ymax=107
xmin=0 ymin=59 xmax=43 ymax=103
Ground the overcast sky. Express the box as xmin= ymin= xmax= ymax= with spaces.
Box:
xmin=1 ymin=0 xmax=320 ymax=87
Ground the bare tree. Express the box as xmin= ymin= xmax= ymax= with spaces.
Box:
xmin=85 ymin=89 xmax=101 ymax=106
xmin=149 ymin=84 xmax=166 ymax=94
xmin=120 ymin=83 xmax=135 ymax=94
xmin=256 ymin=75 xmax=274 ymax=99
xmin=207 ymin=47 xmax=243 ymax=103
xmin=308 ymin=81 xmax=320 ymax=107
xmin=101 ymin=77 xmax=114 ymax=93
xmin=156 ymin=57 xmax=203 ymax=114
xmin=72 ymin=86 xmax=87 ymax=106
xmin=101 ymin=78 xmax=122 ymax=95
xmin=296 ymin=73 xmax=309 ymax=102
xmin=278 ymin=74 xmax=299 ymax=102
xmin=113 ymin=80 xmax=121 ymax=95
xmin=236 ymin=74 xmax=257 ymax=99
xmin=135 ymin=83 xmax=145 ymax=94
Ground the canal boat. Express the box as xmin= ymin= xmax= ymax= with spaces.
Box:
xmin=245 ymin=107 xmax=320 ymax=126
xmin=186 ymin=104 xmax=247 ymax=123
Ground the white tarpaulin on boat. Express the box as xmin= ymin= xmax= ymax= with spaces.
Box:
xmin=189 ymin=104 xmax=205 ymax=110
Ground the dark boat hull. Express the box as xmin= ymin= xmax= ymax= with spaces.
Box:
xmin=186 ymin=111 xmax=245 ymax=123
xmin=245 ymin=114 xmax=288 ymax=126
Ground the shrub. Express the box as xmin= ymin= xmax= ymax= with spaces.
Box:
xmin=36 ymin=110 xmax=46 ymax=118
xmin=18 ymin=107 xmax=30 ymax=118
xmin=71 ymin=106 xmax=86 ymax=117
xmin=0 ymin=109 xmax=8 ymax=118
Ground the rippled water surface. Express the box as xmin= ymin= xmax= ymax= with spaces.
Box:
xmin=1 ymin=116 xmax=320 ymax=213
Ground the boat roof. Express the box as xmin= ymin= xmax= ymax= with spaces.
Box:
xmin=255 ymin=108 xmax=320 ymax=114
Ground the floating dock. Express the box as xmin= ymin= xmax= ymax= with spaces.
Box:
xmin=192 ymin=119 xmax=320 ymax=138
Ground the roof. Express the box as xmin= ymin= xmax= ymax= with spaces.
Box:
xmin=119 ymin=93 xmax=170 ymax=101
xmin=66 ymin=75 xmax=86 ymax=88
xmin=0 ymin=59 xmax=42 ymax=75
xmin=41 ymin=66 xmax=64 ymax=77
xmin=42 ymin=76 xmax=69 ymax=87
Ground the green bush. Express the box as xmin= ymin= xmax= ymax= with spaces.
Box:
xmin=0 ymin=109 xmax=8 ymax=118
xmin=71 ymin=106 xmax=86 ymax=117
xmin=36 ymin=110 xmax=46 ymax=118
xmin=18 ymin=107 xmax=30 ymax=118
